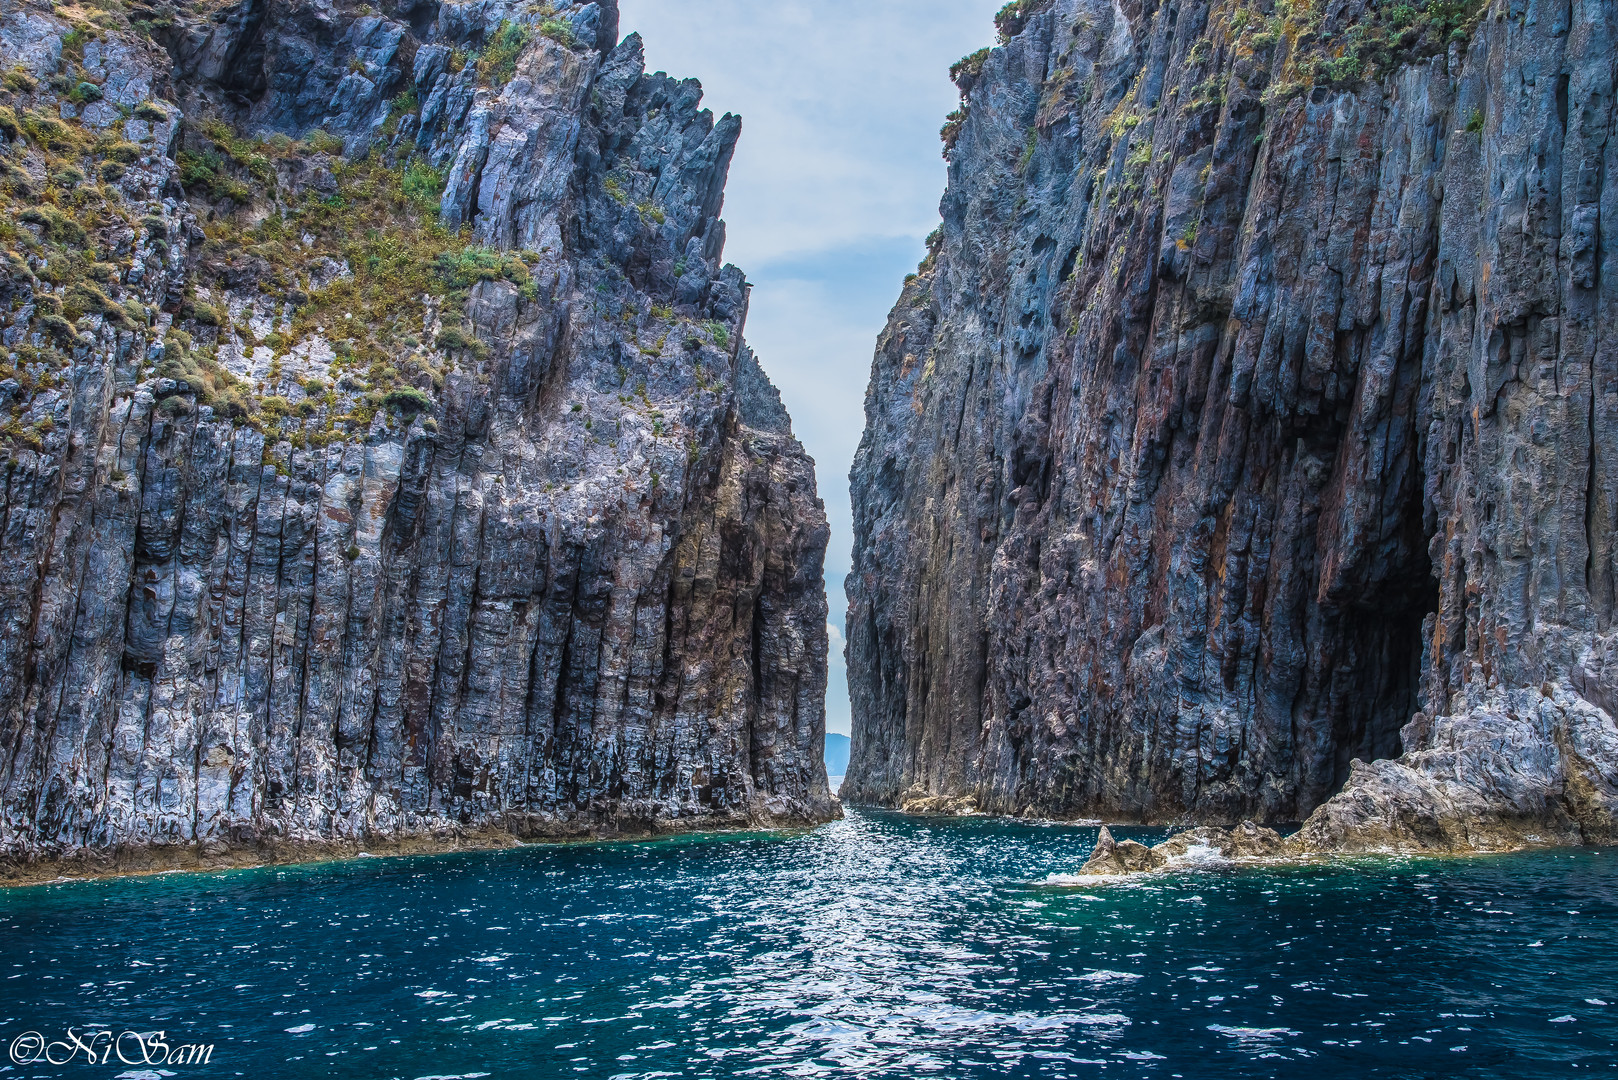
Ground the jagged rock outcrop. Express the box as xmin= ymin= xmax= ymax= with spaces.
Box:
xmin=845 ymin=0 xmax=1618 ymax=851
xmin=1079 ymin=824 xmax=1166 ymax=874
xmin=1079 ymin=820 xmax=1285 ymax=876
xmin=0 ymin=0 xmax=836 ymax=878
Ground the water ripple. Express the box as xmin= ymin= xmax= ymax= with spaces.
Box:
xmin=1 ymin=811 xmax=1615 ymax=1077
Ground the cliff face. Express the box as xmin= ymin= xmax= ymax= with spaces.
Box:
xmin=845 ymin=0 xmax=1618 ymax=849
xmin=0 ymin=0 xmax=836 ymax=873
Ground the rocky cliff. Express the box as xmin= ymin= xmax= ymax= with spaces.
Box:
xmin=845 ymin=0 xmax=1618 ymax=851
xmin=0 ymin=0 xmax=836 ymax=878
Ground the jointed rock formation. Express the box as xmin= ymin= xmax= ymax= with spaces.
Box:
xmin=845 ymin=0 xmax=1618 ymax=851
xmin=0 ymin=0 xmax=836 ymax=878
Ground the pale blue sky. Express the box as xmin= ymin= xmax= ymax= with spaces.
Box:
xmin=616 ymin=0 xmax=1005 ymax=735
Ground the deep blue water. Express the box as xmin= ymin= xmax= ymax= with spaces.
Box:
xmin=1 ymin=810 xmax=1614 ymax=1079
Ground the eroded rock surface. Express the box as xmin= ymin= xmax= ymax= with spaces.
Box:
xmin=845 ymin=0 xmax=1618 ymax=852
xmin=0 ymin=0 xmax=835 ymax=877
xmin=1079 ymin=820 xmax=1285 ymax=876
xmin=1079 ymin=824 xmax=1166 ymax=875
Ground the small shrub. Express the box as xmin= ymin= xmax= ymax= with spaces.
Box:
xmin=995 ymin=0 xmax=1027 ymax=43
xmin=941 ymin=107 xmax=968 ymax=153
xmin=1323 ymin=52 xmax=1364 ymax=82
xmin=436 ymin=247 xmax=528 ymax=289
xmin=188 ymin=302 xmax=225 ymax=327
xmin=950 ymin=48 xmax=991 ymax=85
xmin=303 ymin=129 xmax=345 ymax=154
xmin=385 ymin=386 xmax=433 ymax=415
xmin=477 ymin=20 xmax=532 ymax=86
xmin=21 ymin=111 xmax=81 ymax=151
xmin=434 ymin=326 xmax=488 ymax=357
xmin=401 ymin=161 xmax=443 ymax=210
xmin=133 ymin=100 xmax=169 ymax=122
xmin=19 ymin=206 xmax=85 ymax=245
xmin=390 ymin=86 xmax=418 ymax=118
xmin=103 ymin=140 xmax=143 ymax=163
xmin=60 ymin=27 xmax=93 ymax=60
xmin=1465 ymin=108 xmax=1484 ymax=133
xmin=538 ymin=19 xmax=575 ymax=47
xmin=39 ymin=313 xmax=77 ymax=344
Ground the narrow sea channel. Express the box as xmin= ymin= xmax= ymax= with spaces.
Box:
xmin=2 ymin=809 xmax=1613 ymax=1078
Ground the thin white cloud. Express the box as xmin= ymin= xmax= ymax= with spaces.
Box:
xmin=616 ymin=0 xmax=1007 ymax=737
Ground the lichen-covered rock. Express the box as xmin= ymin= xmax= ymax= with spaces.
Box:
xmin=1079 ymin=824 xmax=1166 ymax=875
xmin=845 ymin=0 xmax=1618 ymax=851
xmin=0 ymin=0 xmax=835 ymax=876
xmin=1080 ymin=820 xmax=1283 ymax=876
xmin=897 ymin=790 xmax=979 ymax=815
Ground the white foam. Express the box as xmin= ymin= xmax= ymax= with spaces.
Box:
xmin=1077 ymin=969 xmax=1143 ymax=984
xmin=1040 ymin=873 xmax=1115 ymax=888
xmin=1208 ymin=1023 xmax=1301 ymax=1044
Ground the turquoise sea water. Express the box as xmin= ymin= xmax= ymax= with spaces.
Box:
xmin=1 ymin=809 xmax=1614 ymax=1079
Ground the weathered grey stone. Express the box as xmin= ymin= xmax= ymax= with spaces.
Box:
xmin=845 ymin=0 xmax=1618 ymax=853
xmin=0 ymin=0 xmax=835 ymax=879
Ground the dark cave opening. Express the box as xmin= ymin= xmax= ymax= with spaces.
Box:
xmin=1323 ymin=535 xmax=1440 ymax=802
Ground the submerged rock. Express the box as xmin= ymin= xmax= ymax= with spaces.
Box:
xmin=844 ymin=0 xmax=1618 ymax=853
xmin=0 ymin=0 xmax=836 ymax=876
